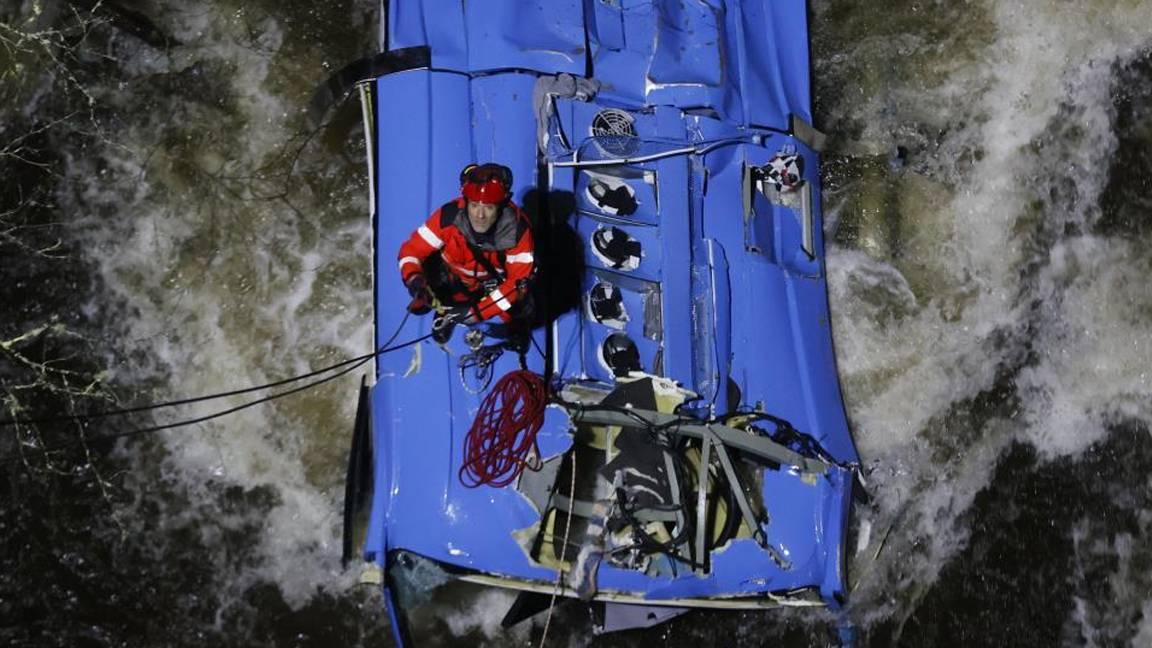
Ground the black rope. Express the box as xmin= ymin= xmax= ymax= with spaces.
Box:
xmin=1 ymin=315 xmax=427 ymax=465
xmin=0 ymin=313 xmax=412 ymax=428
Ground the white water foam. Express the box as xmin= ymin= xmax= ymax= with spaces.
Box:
xmin=987 ymin=2 xmax=1152 ymax=459
xmin=1065 ymin=513 xmax=1152 ymax=647
xmin=65 ymin=0 xmax=375 ymax=615
xmin=1018 ymin=235 xmax=1152 ymax=456
xmin=56 ymin=0 xmax=1152 ymax=640
xmin=438 ymin=589 xmax=523 ymax=641
xmin=823 ymin=0 xmax=1152 ymax=628
xmin=1134 ymin=599 xmax=1152 ymax=648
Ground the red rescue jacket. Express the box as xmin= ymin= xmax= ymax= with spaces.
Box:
xmin=397 ymin=197 xmax=535 ymax=322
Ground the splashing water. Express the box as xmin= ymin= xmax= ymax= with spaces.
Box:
xmin=55 ymin=0 xmax=379 ymax=616
xmin=816 ymin=0 xmax=1152 ymax=643
xmin=5 ymin=0 xmax=1152 ymax=645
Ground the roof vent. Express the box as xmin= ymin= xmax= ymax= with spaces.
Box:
xmin=601 ymin=333 xmax=641 ymax=377
xmin=589 ymin=282 xmax=628 ymax=329
xmin=591 ymin=226 xmax=642 ymax=271
xmin=590 ymin=109 xmax=638 ymax=157
xmin=586 ymin=176 xmax=639 ymax=216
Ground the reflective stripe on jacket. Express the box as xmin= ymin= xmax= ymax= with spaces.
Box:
xmin=397 ymin=197 xmax=535 ymax=322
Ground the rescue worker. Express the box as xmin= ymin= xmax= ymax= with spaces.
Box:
xmin=397 ymin=163 xmax=535 ymax=344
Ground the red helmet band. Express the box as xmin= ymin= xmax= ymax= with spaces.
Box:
xmin=463 ymin=177 xmax=508 ymax=204
xmin=460 ymin=163 xmax=512 ymax=204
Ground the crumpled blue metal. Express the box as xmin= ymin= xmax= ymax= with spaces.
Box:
xmin=387 ymin=0 xmax=811 ymax=131
xmin=363 ymin=0 xmax=857 ymax=608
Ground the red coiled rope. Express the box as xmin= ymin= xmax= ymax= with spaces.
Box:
xmin=459 ymin=369 xmax=548 ymax=488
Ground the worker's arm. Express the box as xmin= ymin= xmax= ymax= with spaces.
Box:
xmin=474 ymin=218 xmax=534 ymax=322
xmin=397 ymin=206 xmax=449 ymax=285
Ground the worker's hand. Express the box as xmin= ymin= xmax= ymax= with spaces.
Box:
xmin=405 ymin=273 xmax=427 ymax=297
xmin=407 ymin=293 xmax=431 ymax=315
xmin=404 ymin=274 xmax=430 ymax=314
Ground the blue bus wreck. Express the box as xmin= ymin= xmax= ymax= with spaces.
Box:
xmin=329 ymin=0 xmax=862 ymax=641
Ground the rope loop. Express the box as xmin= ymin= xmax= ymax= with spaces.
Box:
xmin=458 ymin=369 xmax=548 ymax=488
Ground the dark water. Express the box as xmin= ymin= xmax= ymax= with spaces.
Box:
xmin=3 ymin=1 xmax=1152 ymax=646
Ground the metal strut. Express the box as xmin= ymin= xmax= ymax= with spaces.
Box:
xmin=701 ymin=426 xmax=791 ymax=570
xmin=568 ymin=407 xmax=831 ymax=477
xmin=568 ymin=406 xmax=813 ymax=571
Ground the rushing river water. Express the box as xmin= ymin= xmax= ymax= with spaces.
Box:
xmin=2 ymin=0 xmax=1152 ymax=646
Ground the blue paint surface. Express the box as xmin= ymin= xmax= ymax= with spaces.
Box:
xmin=363 ymin=0 xmax=858 ymax=606
xmin=386 ymin=0 xmax=809 ymax=131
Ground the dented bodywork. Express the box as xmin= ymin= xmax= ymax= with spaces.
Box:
xmin=340 ymin=0 xmax=861 ymax=635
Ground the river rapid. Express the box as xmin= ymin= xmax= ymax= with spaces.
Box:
xmin=2 ymin=0 xmax=1151 ymax=646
